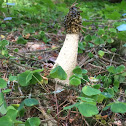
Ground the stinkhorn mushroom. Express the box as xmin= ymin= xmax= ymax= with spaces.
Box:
xmin=53 ymin=4 xmax=82 ymax=90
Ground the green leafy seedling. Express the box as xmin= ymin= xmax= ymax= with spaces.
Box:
xmin=16 ymin=36 xmax=27 ymax=44
xmin=82 ymin=86 xmax=101 ymax=96
xmin=18 ymin=70 xmax=33 ymax=86
xmin=25 ymin=117 xmax=41 ymax=126
xmin=24 ymin=98 xmax=39 ymax=107
xmin=78 ymin=102 xmax=98 ymax=117
xmin=73 ymin=66 xmax=82 ymax=75
xmin=98 ymin=50 xmax=105 ymax=57
xmin=50 ymin=65 xmax=67 ymax=80
xmin=0 ymin=78 xmax=7 ymax=89
xmin=70 ymin=77 xmax=81 ymax=86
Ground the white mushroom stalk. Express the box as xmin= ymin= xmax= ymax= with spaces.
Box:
xmin=53 ymin=4 xmax=82 ymax=90
xmin=53 ymin=34 xmax=79 ymax=90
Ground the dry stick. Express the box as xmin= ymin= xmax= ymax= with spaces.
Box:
xmin=50 ymin=79 xmax=81 ymax=93
xmin=24 ymin=46 xmax=61 ymax=53
xmin=93 ymin=117 xmax=105 ymax=126
xmin=101 ymin=57 xmax=121 ymax=65
xmin=78 ymin=48 xmax=95 ymax=67
xmin=94 ymin=121 xmax=98 ymax=126
xmin=110 ymin=53 xmax=115 ymax=66
xmin=104 ymin=48 xmax=126 ymax=62
xmin=88 ymin=63 xmax=105 ymax=70
xmin=82 ymin=116 xmax=90 ymax=126
xmin=65 ymin=109 xmax=71 ymax=124
xmin=9 ymin=49 xmax=45 ymax=63
xmin=10 ymin=60 xmax=36 ymax=70
xmin=36 ymin=101 xmax=68 ymax=125
xmin=8 ymin=52 xmax=40 ymax=67
xmin=5 ymin=93 xmax=50 ymax=100
xmin=119 ymin=56 xmax=126 ymax=62
xmin=54 ymin=82 xmax=60 ymax=126
xmin=78 ymin=55 xmax=89 ymax=67
xmin=45 ymin=32 xmax=65 ymax=38
xmin=94 ymin=70 xmax=107 ymax=76
xmin=84 ymin=19 xmax=125 ymax=22
xmin=58 ymin=99 xmax=68 ymax=108
xmin=18 ymin=85 xmax=23 ymax=96
xmin=94 ymin=55 xmax=108 ymax=67
xmin=8 ymin=46 xmax=60 ymax=65
xmin=79 ymin=58 xmax=95 ymax=67
xmin=5 ymin=81 xmax=81 ymax=100
xmin=40 ymin=118 xmax=57 ymax=122
xmin=36 ymin=99 xmax=57 ymax=126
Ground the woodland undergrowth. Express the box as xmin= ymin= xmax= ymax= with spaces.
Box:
xmin=0 ymin=0 xmax=126 ymax=126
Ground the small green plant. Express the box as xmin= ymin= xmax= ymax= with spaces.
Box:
xmin=69 ymin=66 xmax=83 ymax=86
xmin=0 ymin=96 xmax=40 ymax=126
xmin=49 ymin=65 xmax=126 ymax=117
xmin=50 ymin=65 xmax=67 ymax=80
xmin=0 ymin=0 xmax=126 ymax=125
xmin=0 ymin=69 xmax=44 ymax=126
xmin=98 ymin=50 xmax=105 ymax=57
xmin=16 ymin=36 xmax=28 ymax=44
xmin=17 ymin=69 xmax=44 ymax=86
xmin=0 ymin=40 xmax=9 ymax=56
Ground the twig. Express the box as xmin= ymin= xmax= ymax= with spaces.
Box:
xmin=82 ymin=116 xmax=90 ymax=126
xmin=94 ymin=70 xmax=107 ymax=75
xmin=54 ymin=82 xmax=59 ymax=125
xmin=101 ymin=57 xmax=121 ymax=65
xmin=78 ymin=48 xmax=95 ymax=67
xmin=110 ymin=53 xmax=115 ymax=66
xmin=88 ymin=63 xmax=105 ymax=70
xmin=32 ymin=74 xmax=47 ymax=92
xmin=5 ymin=80 xmax=81 ymax=100
xmin=8 ymin=49 xmax=45 ymax=63
xmin=10 ymin=60 xmax=36 ymax=70
xmin=24 ymin=46 xmax=61 ymax=53
xmin=36 ymin=99 xmax=57 ymax=126
xmin=104 ymin=48 xmax=126 ymax=62
xmin=18 ymin=85 xmax=23 ymax=96
xmin=93 ymin=117 xmax=105 ymax=126
xmin=49 ymin=79 xmax=81 ymax=94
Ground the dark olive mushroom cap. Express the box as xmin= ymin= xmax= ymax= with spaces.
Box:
xmin=64 ymin=6 xmax=82 ymax=34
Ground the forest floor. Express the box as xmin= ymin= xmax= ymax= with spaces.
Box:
xmin=0 ymin=0 xmax=126 ymax=126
